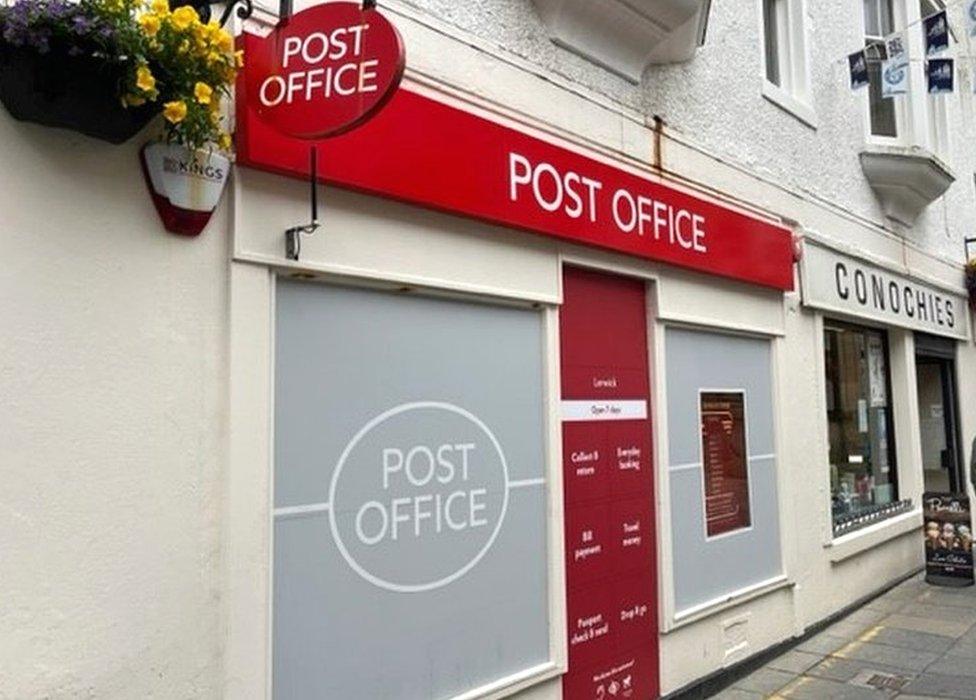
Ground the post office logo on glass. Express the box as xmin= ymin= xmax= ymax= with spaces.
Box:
xmin=330 ymin=402 xmax=509 ymax=593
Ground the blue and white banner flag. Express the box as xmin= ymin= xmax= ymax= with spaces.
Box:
xmin=924 ymin=10 xmax=949 ymax=56
xmin=927 ymin=58 xmax=954 ymax=93
xmin=882 ymin=58 xmax=909 ymax=96
xmin=885 ymin=31 xmax=909 ymax=62
xmin=849 ymin=50 xmax=869 ymax=90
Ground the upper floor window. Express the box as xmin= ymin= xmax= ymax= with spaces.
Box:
xmin=863 ymin=0 xmax=897 ymax=137
xmin=761 ymin=0 xmax=816 ymax=126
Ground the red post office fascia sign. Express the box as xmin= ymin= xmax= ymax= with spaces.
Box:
xmin=237 ymin=58 xmax=795 ymax=291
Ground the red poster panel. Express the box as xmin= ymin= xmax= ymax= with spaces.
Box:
xmin=701 ymin=392 xmax=751 ymax=537
xmin=560 ymin=267 xmax=658 ymax=699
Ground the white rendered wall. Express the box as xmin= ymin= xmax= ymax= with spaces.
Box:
xmin=0 ymin=116 xmax=228 ymax=697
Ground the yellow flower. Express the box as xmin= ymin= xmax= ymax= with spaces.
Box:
xmin=234 ymin=49 xmax=244 ymax=68
xmin=163 ymin=100 xmax=187 ymax=124
xmin=217 ymin=29 xmax=233 ymax=53
xmin=218 ymin=132 xmax=232 ymax=151
xmin=193 ymin=81 xmax=213 ymax=105
xmin=135 ymin=64 xmax=156 ymax=92
xmin=150 ymin=0 xmax=168 ymax=13
xmin=138 ymin=13 xmax=160 ymax=36
xmin=170 ymin=5 xmax=197 ymax=30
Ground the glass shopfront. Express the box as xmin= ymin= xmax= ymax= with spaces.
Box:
xmin=823 ymin=321 xmax=901 ymax=531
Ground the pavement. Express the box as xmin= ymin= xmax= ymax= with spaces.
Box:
xmin=711 ymin=573 xmax=976 ymax=699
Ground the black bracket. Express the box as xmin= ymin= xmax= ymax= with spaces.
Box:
xmin=285 ymin=147 xmax=321 ymax=262
xmin=280 ymin=0 xmax=375 ymax=25
xmin=169 ymin=0 xmax=253 ymax=26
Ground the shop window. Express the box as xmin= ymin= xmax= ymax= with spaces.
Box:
xmin=760 ymin=0 xmax=816 ymax=126
xmin=823 ymin=322 xmax=907 ymax=535
xmin=272 ymin=280 xmax=552 ymax=698
xmin=666 ymin=328 xmax=782 ymax=617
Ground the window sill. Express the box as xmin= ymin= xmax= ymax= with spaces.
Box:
xmin=826 ymin=507 xmax=923 ymax=564
xmin=667 ymin=574 xmax=793 ymax=630
xmin=762 ymin=81 xmax=818 ymax=129
xmin=859 ymin=145 xmax=956 ymax=225
xmin=452 ymin=661 xmax=562 ymax=700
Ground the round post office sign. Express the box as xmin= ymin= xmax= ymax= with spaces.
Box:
xmin=245 ymin=1 xmax=405 ymax=139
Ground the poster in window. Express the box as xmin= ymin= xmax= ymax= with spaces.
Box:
xmin=700 ymin=392 xmax=751 ymax=537
xmin=867 ymin=335 xmax=887 ymax=407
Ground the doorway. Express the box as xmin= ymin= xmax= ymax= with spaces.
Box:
xmin=915 ymin=334 xmax=962 ymax=494
xmin=559 ymin=267 xmax=659 ymax=699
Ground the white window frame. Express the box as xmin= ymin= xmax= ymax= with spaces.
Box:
xmin=861 ymin=0 xmax=951 ymax=157
xmin=759 ymin=0 xmax=818 ymax=128
xmin=224 ymin=263 xmax=568 ymax=699
xmin=862 ymin=0 xmax=907 ymax=145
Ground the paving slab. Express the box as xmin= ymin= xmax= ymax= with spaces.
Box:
xmin=765 ymin=650 xmax=824 ymax=675
xmin=865 ymin=596 xmax=910 ymax=614
xmin=858 ymin=626 xmax=955 ymax=654
xmin=944 ymin=639 xmax=976 ymax=660
xmin=776 ymin=675 xmax=889 ymax=699
xmin=898 ymin=603 xmax=976 ymax=626
xmin=924 ymin=655 xmax=976 ymax=678
xmin=731 ymin=667 xmax=797 ymax=695
xmin=880 ymin=613 xmax=973 ymax=638
xmin=710 ymin=688 xmax=765 ymax=700
xmin=833 ymin=640 xmax=940 ymax=672
xmin=804 ymin=656 xmax=912 ymax=684
xmin=901 ymin=672 xmax=976 ymax=699
xmin=914 ymin=589 xmax=976 ymax=610
xmin=796 ymin=632 xmax=850 ymax=656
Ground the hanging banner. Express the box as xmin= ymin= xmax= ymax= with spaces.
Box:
xmin=924 ymin=493 xmax=974 ymax=587
xmin=928 ymin=58 xmax=954 ymax=93
xmin=849 ymin=50 xmax=869 ymax=90
xmin=885 ymin=31 xmax=909 ymax=62
xmin=924 ymin=10 xmax=949 ymax=56
xmin=882 ymin=58 xmax=909 ymax=97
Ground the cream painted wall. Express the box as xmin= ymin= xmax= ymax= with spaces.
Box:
xmin=0 ymin=116 xmax=228 ymax=697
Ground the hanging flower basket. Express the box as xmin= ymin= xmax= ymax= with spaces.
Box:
xmin=965 ymin=259 xmax=976 ymax=313
xmin=0 ymin=44 xmax=155 ymax=143
xmin=0 ymin=0 xmax=159 ymax=143
xmin=140 ymin=141 xmax=229 ymax=236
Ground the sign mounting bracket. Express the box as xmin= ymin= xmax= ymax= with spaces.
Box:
xmin=284 ymin=147 xmax=321 ymax=261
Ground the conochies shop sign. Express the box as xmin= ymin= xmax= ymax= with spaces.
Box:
xmin=244 ymin=2 xmax=405 ymax=138
xmin=800 ymin=240 xmax=970 ymax=341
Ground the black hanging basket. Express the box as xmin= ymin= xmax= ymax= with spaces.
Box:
xmin=965 ymin=261 xmax=976 ymax=313
xmin=0 ymin=43 xmax=156 ymax=144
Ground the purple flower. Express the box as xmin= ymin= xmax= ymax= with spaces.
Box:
xmin=71 ymin=14 xmax=92 ymax=34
